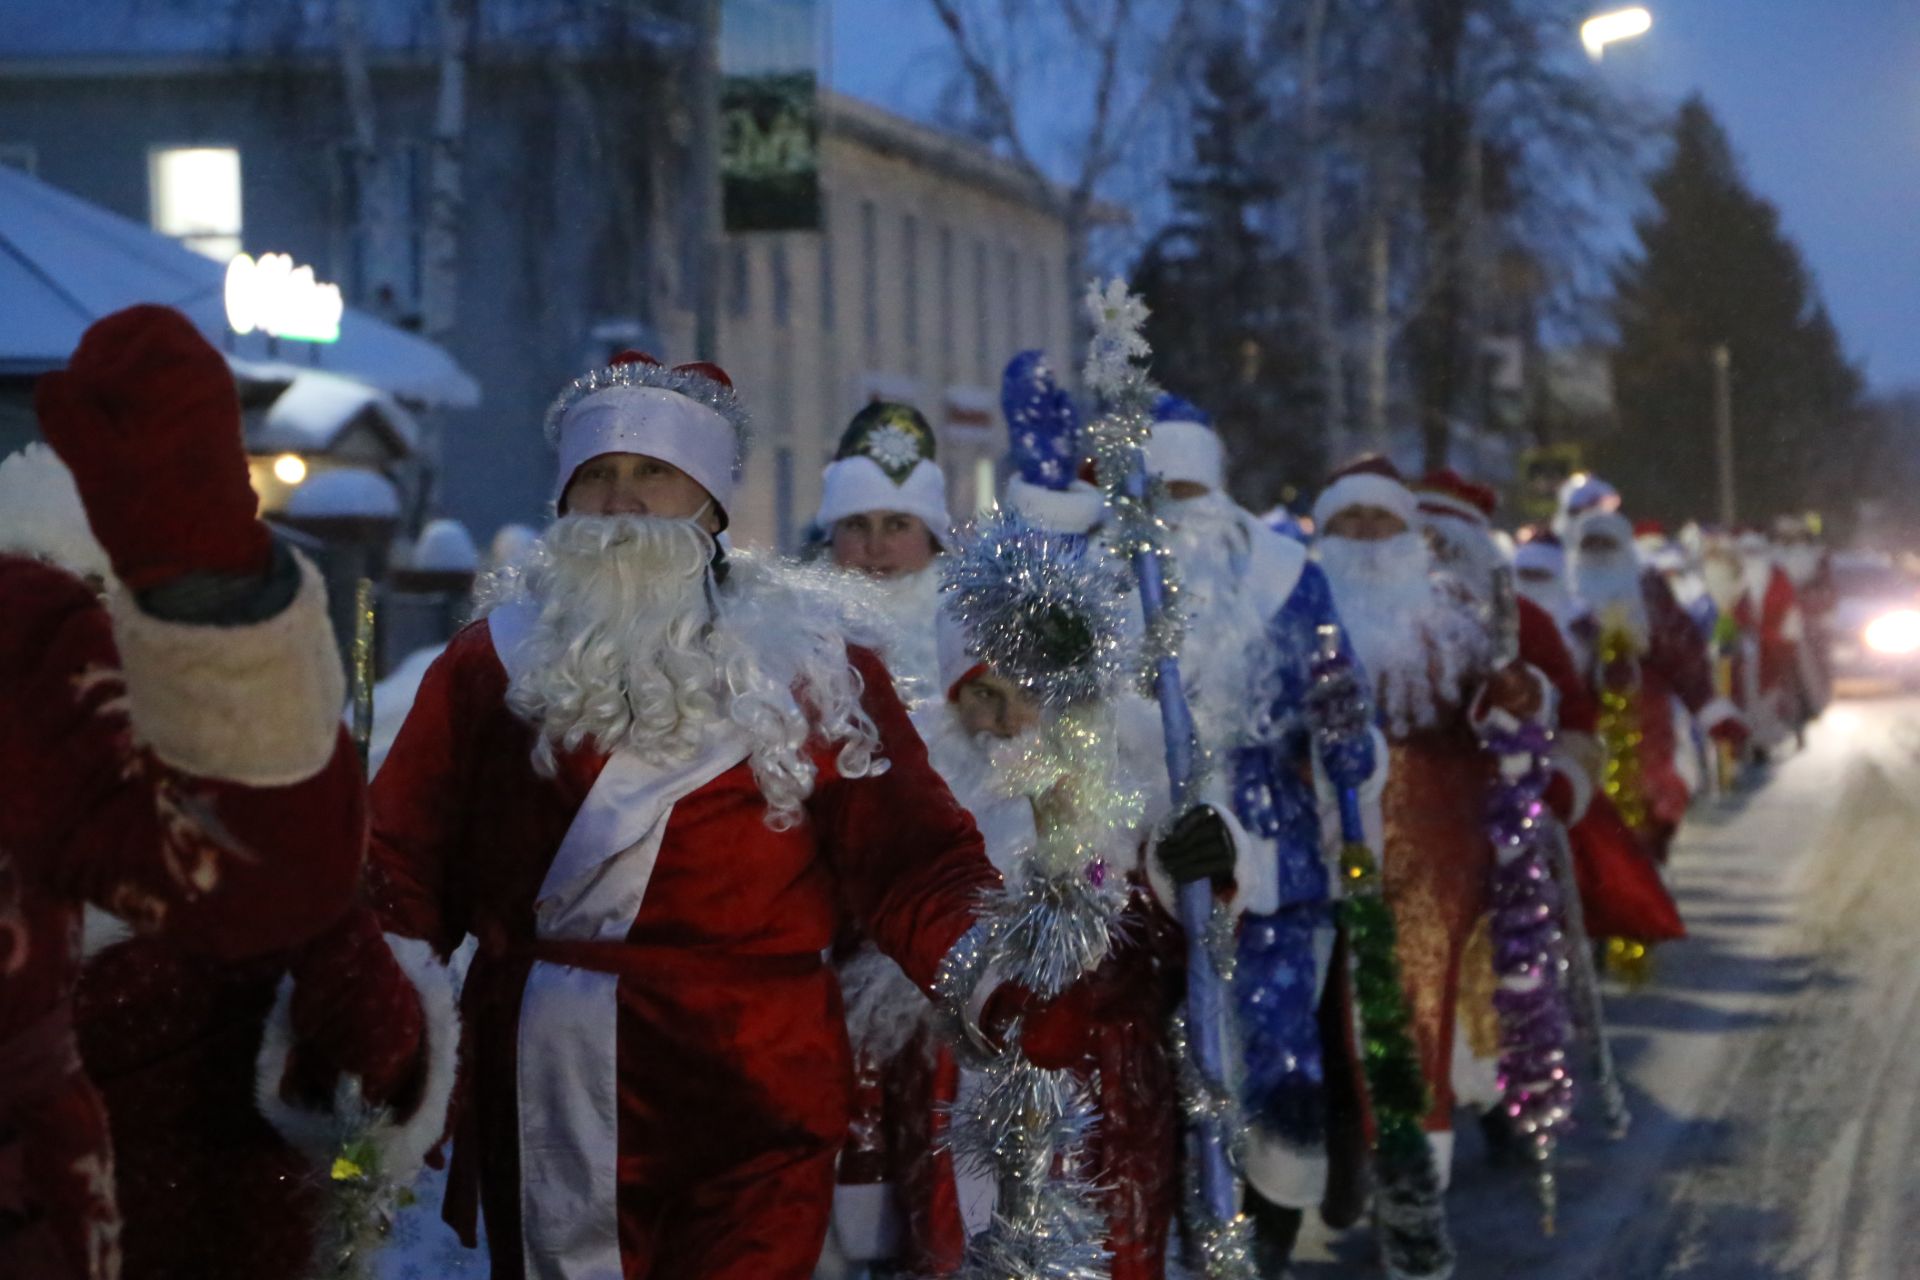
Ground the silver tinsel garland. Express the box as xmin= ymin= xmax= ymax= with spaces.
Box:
xmin=942 ymin=510 xmax=1133 ymax=711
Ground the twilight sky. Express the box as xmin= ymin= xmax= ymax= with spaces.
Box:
xmin=830 ymin=1 xmax=1920 ymax=393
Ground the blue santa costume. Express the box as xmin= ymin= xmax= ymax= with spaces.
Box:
xmin=1138 ymin=401 xmax=1379 ymax=1250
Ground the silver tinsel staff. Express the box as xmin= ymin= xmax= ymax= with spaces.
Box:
xmin=1079 ymin=280 xmax=1254 ymax=1277
xmin=939 ymin=510 xmax=1137 ymax=1279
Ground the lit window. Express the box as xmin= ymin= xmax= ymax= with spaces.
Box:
xmin=150 ymin=146 xmax=243 ymax=261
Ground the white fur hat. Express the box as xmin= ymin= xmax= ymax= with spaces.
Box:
xmin=1144 ymin=392 xmax=1224 ymax=492
xmin=544 ymin=354 xmax=746 ymax=524
xmin=815 ymin=401 xmax=953 ymax=549
xmin=1311 ymin=455 xmax=1417 ymax=531
xmin=0 ymin=444 xmax=112 ymax=580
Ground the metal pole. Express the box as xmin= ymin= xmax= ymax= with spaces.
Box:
xmin=1713 ymin=343 xmax=1735 ymax=528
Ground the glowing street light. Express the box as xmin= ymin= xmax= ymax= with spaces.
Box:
xmin=273 ymin=453 xmax=309 ymax=486
xmin=1581 ymin=6 xmax=1652 ymax=60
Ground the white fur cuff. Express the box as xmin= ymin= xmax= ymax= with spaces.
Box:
xmin=108 ymin=550 xmax=346 ymax=787
xmin=1550 ymin=741 xmax=1595 ymax=825
xmin=254 ymin=934 xmax=460 ymax=1180
xmin=1003 ymin=477 xmax=1106 ymax=535
xmin=1146 ymin=799 xmax=1277 ymax=918
xmin=1242 ymin=1131 xmax=1328 ymax=1209
xmin=831 ymin=1181 xmax=904 ymax=1263
xmin=1697 ymin=697 xmax=1742 ymax=732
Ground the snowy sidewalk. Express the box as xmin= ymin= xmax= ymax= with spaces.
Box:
xmin=1296 ymin=696 xmax=1920 ymax=1279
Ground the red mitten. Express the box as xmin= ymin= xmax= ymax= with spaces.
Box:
xmin=980 ymin=981 xmax=1100 ymax=1072
xmin=35 ymin=305 xmax=270 ymax=589
xmin=1709 ymin=716 xmax=1749 ymax=748
xmin=279 ymin=907 xmax=426 ymax=1110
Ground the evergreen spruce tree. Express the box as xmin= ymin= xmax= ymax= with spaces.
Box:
xmin=1599 ymin=97 xmax=1866 ymax=526
xmin=1134 ymin=42 xmax=1323 ymax=511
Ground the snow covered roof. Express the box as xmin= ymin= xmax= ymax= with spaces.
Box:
xmin=285 ymin=467 xmax=402 ymax=521
xmin=252 ymin=369 xmax=422 ymax=455
xmin=0 ymin=165 xmax=480 ymax=409
xmin=412 ymin=518 xmax=480 ymax=573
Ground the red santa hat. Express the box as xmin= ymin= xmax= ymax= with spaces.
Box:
xmin=815 ymin=401 xmax=954 ymax=549
xmin=1311 ymin=454 xmax=1417 ymax=531
xmin=544 ymin=351 xmax=747 ymax=525
xmin=1513 ymin=531 xmax=1567 ymax=577
xmin=1415 ymin=468 xmax=1499 ymax=528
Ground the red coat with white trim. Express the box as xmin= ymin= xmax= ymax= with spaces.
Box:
xmin=0 ymin=554 xmax=366 ymax=1280
xmin=367 ymin=616 xmax=997 ymax=1280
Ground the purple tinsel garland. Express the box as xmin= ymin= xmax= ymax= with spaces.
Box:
xmin=1477 ymin=711 xmax=1576 ymax=1233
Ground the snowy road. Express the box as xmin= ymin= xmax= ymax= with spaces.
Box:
xmin=1297 ymin=693 xmax=1920 ymax=1280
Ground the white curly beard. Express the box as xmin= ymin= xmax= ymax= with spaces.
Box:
xmin=1574 ymin=547 xmax=1651 ymax=650
xmin=849 ymin=562 xmax=944 ymax=708
xmin=1318 ymin=531 xmax=1490 ymax=736
xmin=490 ymin=515 xmax=881 ymax=828
xmin=1165 ymin=493 xmax=1279 ymax=745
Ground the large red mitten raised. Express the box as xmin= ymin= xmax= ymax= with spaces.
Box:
xmin=35 ymin=304 xmax=270 ymax=588
xmin=275 ymin=907 xmax=428 ymax=1110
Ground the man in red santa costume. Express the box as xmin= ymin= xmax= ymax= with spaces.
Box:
xmin=1570 ymin=512 xmax=1744 ymax=862
xmin=1311 ymin=457 xmax=1540 ymax=1185
xmin=368 ymin=352 xmax=1014 ymax=1280
xmin=1736 ymin=528 xmax=1823 ymax=747
xmin=0 ymin=306 xmax=375 ymax=1279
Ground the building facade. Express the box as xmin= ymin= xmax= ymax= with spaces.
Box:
xmin=0 ymin=8 xmax=1078 ymax=552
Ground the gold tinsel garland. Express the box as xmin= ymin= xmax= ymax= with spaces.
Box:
xmin=1595 ymin=620 xmax=1648 ymax=834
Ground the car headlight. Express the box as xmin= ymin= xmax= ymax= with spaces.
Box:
xmin=1864 ymin=609 xmax=1920 ymax=655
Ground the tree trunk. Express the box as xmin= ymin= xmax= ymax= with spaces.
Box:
xmin=1363 ymin=201 xmax=1392 ymax=449
xmin=1299 ymin=0 xmax=1348 ymax=460
xmin=420 ymin=0 xmax=474 ymax=348
xmin=334 ymin=0 xmax=408 ymax=319
xmin=1408 ymin=0 xmax=1471 ymax=473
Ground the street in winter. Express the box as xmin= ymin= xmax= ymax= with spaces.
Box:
xmin=4 ymin=3 xmax=1920 ymax=1280
xmin=1298 ymin=691 xmax=1920 ymax=1279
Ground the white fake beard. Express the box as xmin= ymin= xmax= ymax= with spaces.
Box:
xmin=1573 ymin=547 xmax=1649 ymax=648
xmin=1743 ymin=555 xmax=1776 ymax=606
xmin=1517 ymin=573 xmax=1575 ymax=626
xmin=855 ymin=561 xmax=944 ymax=706
xmin=1702 ymin=555 xmax=1745 ymax=611
xmin=503 ymin=514 xmax=722 ymax=776
xmin=1780 ymin=546 xmax=1821 ymax=588
xmin=1319 ymin=531 xmax=1484 ymax=734
xmin=1165 ymin=493 xmax=1277 ymax=741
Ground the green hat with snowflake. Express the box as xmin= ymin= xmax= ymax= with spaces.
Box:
xmin=815 ymin=400 xmax=953 ymax=548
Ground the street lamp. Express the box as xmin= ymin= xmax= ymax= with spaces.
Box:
xmin=1581 ymin=6 xmax=1652 ymax=60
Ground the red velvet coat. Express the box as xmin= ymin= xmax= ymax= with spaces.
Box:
xmin=366 ymin=619 xmax=996 ymax=1280
xmin=0 ymin=556 xmax=365 ymax=1280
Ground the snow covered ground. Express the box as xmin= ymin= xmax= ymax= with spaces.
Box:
xmin=1298 ymin=692 xmax=1920 ymax=1279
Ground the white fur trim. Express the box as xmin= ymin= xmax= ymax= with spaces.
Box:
xmin=1242 ymin=1133 xmax=1329 ymax=1210
xmin=1428 ymin=1130 xmax=1456 ymax=1192
xmin=1550 ymin=741 xmax=1595 ymax=824
xmin=553 ymin=384 xmax=739 ymax=515
xmin=0 ymin=444 xmax=112 ymax=581
xmin=1779 ymin=604 xmax=1806 ymax=645
xmin=1697 ymin=697 xmax=1742 ymax=733
xmin=836 ymin=943 xmax=933 ymax=1063
xmin=1003 ymin=476 xmax=1106 ymax=535
xmin=1450 ymin=1025 xmax=1502 ymax=1111
xmin=254 ymin=934 xmax=460 ymax=1179
xmin=106 ymin=550 xmax=346 ymax=787
xmin=816 ymin=456 xmax=954 ymax=549
xmin=1417 ymin=492 xmax=1489 ymax=528
xmin=81 ymin=906 xmax=132 ymax=959
xmin=1311 ymin=472 xmax=1416 ymax=531
xmin=1573 ymin=510 xmax=1635 ymax=555
xmin=830 ymin=1181 xmax=904 ymax=1263
xmin=1145 ymin=419 xmax=1224 ymax=491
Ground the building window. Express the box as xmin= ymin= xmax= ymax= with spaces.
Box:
xmin=771 ymin=240 xmax=792 ymax=328
xmin=860 ymin=200 xmax=880 ymax=365
xmin=0 ymin=144 xmax=36 ymax=175
xmin=939 ymin=226 xmax=956 ymax=382
xmin=728 ymin=243 xmax=751 ymax=319
xmin=902 ymin=214 xmax=920 ymax=373
xmin=973 ymin=239 xmax=990 ymax=384
xmin=819 ymin=231 xmax=836 ymax=333
xmin=149 ymin=146 xmax=242 ymax=261
xmin=1004 ymin=248 xmax=1021 ymax=354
